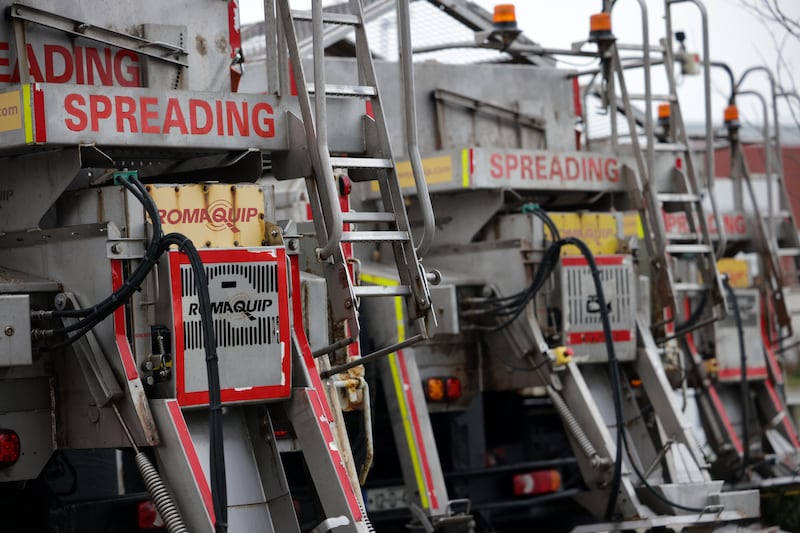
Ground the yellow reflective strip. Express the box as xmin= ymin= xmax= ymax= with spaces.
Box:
xmin=359 ymin=272 xmax=428 ymax=509
xmin=461 ymin=149 xmax=470 ymax=188
xmin=22 ymin=84 xmax=32 ymax=144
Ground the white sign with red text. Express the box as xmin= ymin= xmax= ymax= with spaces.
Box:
xmin=471 ymin=149 xmax=626 ymax=192
xmin=31 ymin=83 xmax=287 ymax=150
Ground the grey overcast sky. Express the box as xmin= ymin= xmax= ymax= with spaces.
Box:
xmin=238 ymin=0 xmax=800 ymax=128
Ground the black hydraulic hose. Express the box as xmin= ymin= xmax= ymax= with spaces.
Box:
xmin=38 ymin=176 xmax=164 ymax=341
xmin=159 ymin=233 xmax=228 ymax=533
xmin=674 ymin=291 xmax=708 ymax=337
xmin=722 ymin=276 xmax=750 ymax=478
xmin=556 ymin=237 xmax=624 ymax=521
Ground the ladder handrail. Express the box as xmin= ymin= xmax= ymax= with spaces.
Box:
xmin=733 ymin=90 xmax=785 ymax=279
xmin=737 ymin=90 xmax=780 ymax=255
xmin=666 ymin=0 xmax=727 ymax=257
xmin=736 ymin=66 xmax=783 ymax=246
xmin=397 ymin=0 xmax=436 ymax=257
xmin=610 ymin=0 xmax=655 ymax=189
xmin=276 ymin=0 xmax=344 ymax=261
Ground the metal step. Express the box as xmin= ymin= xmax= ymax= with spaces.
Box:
xmin=665 ymin=233 xmax=699 ymax=241
xmin=658 ymin=193 xmax=701 ymax=203
xmin=665 ymin=244 xmax=713 ymax=254
xmin=628 ymin=93 xmax=677 ymax=102
xmin=341 ymin=212 xmax=397 ymax=223
xmin=651 ymin=143 xmax=689 ymax=153
xmin=761 ymin=210 xmax=793 ymax=220
xmin=291 ymin=10 xmax=360 ymax=26
xmin=778 ymin=248 xmax=800 ymax=257
xmin=308 ymin=84 xmax=377 ymax=97
xmin=353 ymin=285 xmax=412 ymax=297
xmin=673 ymin=282 xmax=704 ymax=292
xmin=329 ymin=157 xmax=394 ymax=169
xmin=341 ymin=230 xmax=409 ymax=242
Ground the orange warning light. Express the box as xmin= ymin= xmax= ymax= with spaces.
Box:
xmin=590 ymin=13 xmax=612 ymax=33
xmin=493 ymin=4 xmax=517 ymax=26
xmin=589 ymin=13 xmax=614 ymax=43
xmin=658 ymin=103 xmax=671 ymax=120
xmin=724 ymin=105 xmax=739 ymax=123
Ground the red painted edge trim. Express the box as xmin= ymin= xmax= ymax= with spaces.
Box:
xmin=111 ymin=260 xmax=139 ymax=380
xmin=289 ymin=254 xmax=334 ymax=420
xmin=33 ymin=84 xmax=46 ymax=143
xmin=568 ymin=330 xmax=632 ymax=345
xmin=303 ymin=388 xmax=363 ymax=521
xmin=396 ymin=350 xmax=440 ymax=510
xmin=166 ymin=400 xmax=216 ymax=524
xmin=718 ymin=367 xmax=768 ymax=380
xmin=228 ymin=1 xmax=241 ymax=56
xmin=764 ymin=380 xmax=800 ymax=448
xmin=761 ymin=313 xmax=784 ymax=385
xmin=707 ymin=385 xmax=744 ymax=454
xmin=561 ymin=255 xmax=627 ymax=266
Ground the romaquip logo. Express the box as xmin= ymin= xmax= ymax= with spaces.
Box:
xmin=158 ymin=199 xmax=260 ymax=235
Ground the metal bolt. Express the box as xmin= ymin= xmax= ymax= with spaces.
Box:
xmin=344 ymin=298 xmax=353 ymax=309
xmin=287 ymin=239 xmax=298 ymax=251
xmin=111 ymin=243 xmax=122 ymax=254
xmin=4 ymin=326 xmax=13 ymax=336
xmin=271 ymin=229 xmax=279 ymax=238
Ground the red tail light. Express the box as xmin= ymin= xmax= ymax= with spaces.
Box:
xmin=0 ymin=430 xmax=20 ymax=466
xmin=445 ymin=378 xmax=462 ymax=400
xmin=137 ymin=500 xmax=164 ymax=529
xmin=512 ymin=469 xmax=561 ymax=496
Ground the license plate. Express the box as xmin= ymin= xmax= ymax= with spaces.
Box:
xmin=365 ymin=486 xmax=409 ymax=511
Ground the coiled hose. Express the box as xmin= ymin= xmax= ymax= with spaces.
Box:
xmin=135 ymin=451 xmax=189 ymax=533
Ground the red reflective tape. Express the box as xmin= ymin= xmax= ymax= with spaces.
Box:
xmin=707 ymin=385 xmax=744 ymax=454
xmin=290 ymin=254 xmax=333 ymax=420
xmin=33 ymin=84 xmax=46 ymax=142
xmin=561 ymin=255 xmax=626 ymax=267
xmin=166 ymin=400 xmax=216 ymax=524
xmin=396 ymin=350 xmax=440 ymax=510
xmin=304 ymin=388 xmax=363 ymax=521
xmin=111 ymin=260 xmax=139 ymax=380
xmin=764 ymin=380 xmax=800 ymax=447
xmin=568 ymin=330 xmax=632 ymax=345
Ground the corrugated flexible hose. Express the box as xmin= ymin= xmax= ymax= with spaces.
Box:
xmin=135 ymin=451 xmax=189 ymax=533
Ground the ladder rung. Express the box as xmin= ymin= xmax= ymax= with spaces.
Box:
xmin=353 ymin=285 xmax=412 ymax=297
xmin=291 ymin=10 xmax=360 ymax=26
xmin=341 ymin=212 xmax=396 ymax=223
xmin=762 ymin=210 xmax=792 ymax=219
xmin=341 ymin=230 xmax=409 ymax=242
xmin=628 ymin=93 xmax=677 ymax=102
xmin=674 ymin=282 xmax=704 ymax=292
xmin=778 ymin=248 xmax=800 ymax=257
xmin=658 ymin=193 xmax=701 ymax=203
xmin=651 ymin=143 xmax=688 ymax=153
xmin=666 ymin=244 xmax=713 ymax=254
xmin=330 ymin=157 xmax=393 ymax=169
xmin=666 ymin=233 xmax=698 ymax=241
xmin=308 ymin=84 xmax=377 ymax=97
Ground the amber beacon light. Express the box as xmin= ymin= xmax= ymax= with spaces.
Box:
xmin=492 ymin=4 xmax=517 ymax=29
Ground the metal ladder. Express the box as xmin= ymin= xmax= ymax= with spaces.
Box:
xmin=271 ymin=0 xmax=436 ymax=359
xmin=730 ymin=81 xmax=800 ymax=337
xmin=602 ymin=0 xmax=726 ymax=336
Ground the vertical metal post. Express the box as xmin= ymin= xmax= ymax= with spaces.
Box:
xmin=264 ymin=0 xmax=280 ymax=95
